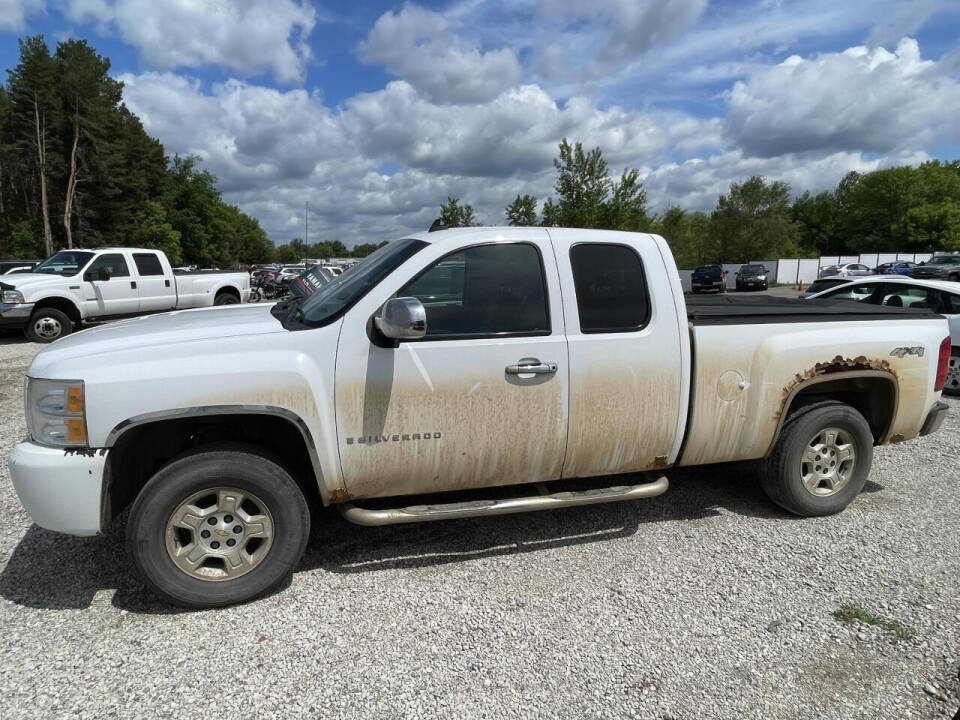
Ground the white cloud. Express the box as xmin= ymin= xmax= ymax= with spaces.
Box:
xmin=67 ymin=0 xmax=316 ymax=83
xmin=641 ymin=149 xmax=932 ymax=213
xmin=726 ymin=38 xmax=960 ymax=157
xmin=0 ymin=0 xmax=44 ymax=31
xmin=356 ymin=4 xmax=522 ymax=104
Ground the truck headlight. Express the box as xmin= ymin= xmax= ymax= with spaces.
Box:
xmin=2 ymin=289 xmax=24 ymax=304
xmin=757 ymin=275 xmax=766 ymax=280
xmin=25 ymin=378 xmax=88 ymax=447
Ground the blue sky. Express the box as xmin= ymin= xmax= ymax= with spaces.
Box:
xmin=2 ymin=0 xmax=960 ymax=245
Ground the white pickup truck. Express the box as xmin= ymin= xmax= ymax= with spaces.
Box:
xmin=7 ymin=227 xmax=952 ymax=607
xmin=0 ymin=247 xmax=250 ymax=342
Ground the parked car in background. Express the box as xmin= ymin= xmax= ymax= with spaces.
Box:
xmin=0 ymin=248 xmax=250 ymax=342
xmin=805 ymin=275 xmax=960 ymax=395
xmin=7 ymin=227 xmax=951 ymax=607
xmin=799 ymin=278 xmax=852 ymax=298
xmin=690 ymin=264 xmax=726 ymax=293
xmin=873 ymin=261 xmax=918 ymax=275
xmin=1 ymin=259 xmax=41 ymax=275
xmin=735 ymin=264 xmax=770 ymax=291
xmin=277 ymin=265 xmax=307 ymax=285
xmin=908 ymin=254 xmax=960 ymax=282
xmin=818 ymin=263 xmax=872 ymax=279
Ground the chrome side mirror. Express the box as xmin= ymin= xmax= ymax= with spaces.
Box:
xmin=376 ymin=297 xmax=426 ymax=340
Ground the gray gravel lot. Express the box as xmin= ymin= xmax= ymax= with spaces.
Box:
xmin=0 ymin=334 xmax=958 ymax=720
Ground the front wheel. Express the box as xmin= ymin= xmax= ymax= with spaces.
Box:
xmin=127 ymin=446 xmax=310 ymax=608
xmin=760 ymin=402 xmax=873 ymax=516
xmin=945 ymin=350 xmax=960 ymax=396
xmin=24 ymin=307 xmax=73 ymax=343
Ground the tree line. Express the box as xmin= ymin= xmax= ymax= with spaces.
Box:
xmin=440 ymin=139 xmax=960 ymax=268
xmin=0 ymin=36 xmax=301 ymax=266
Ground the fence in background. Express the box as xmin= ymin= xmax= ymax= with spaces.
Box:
xmin=678 ymin=252 xmax=937 ymax=292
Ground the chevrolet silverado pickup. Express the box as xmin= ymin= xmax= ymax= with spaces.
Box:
xmin=7 ymin=227 xmax=952 ymax=608
xmin=0 ymin=247 xmax=250 ymax=342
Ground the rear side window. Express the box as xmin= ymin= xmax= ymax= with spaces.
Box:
xmin=133 ymin=253 xmax=164 ymax=276
xmin=569 ymin=243 xmax=650 ymax=333
xmin=946 ymin=293 xmax=960 ymax=313
xmin=399 ymin=243 xmax=549 ymax=338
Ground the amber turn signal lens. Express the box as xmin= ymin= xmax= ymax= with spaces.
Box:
xmin=67 ymin=385 xmax=84 ymax=413
xmin=66 ymin=418 xmax=87 ymax=444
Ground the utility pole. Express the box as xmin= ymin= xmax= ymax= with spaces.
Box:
xmin=305 ymin=201 xmax=308 ymax=247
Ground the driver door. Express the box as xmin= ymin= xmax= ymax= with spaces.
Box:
xmin=333 ymin=234 xmax=569 ymax=500
xmin=82 ymin=253 xmax=140 ymax=317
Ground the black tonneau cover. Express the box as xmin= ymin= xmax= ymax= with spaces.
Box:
xmin=686 ymin=294 xmax=942 ymax=325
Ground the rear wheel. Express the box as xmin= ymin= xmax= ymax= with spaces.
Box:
xmin=127 ymin=446 xmax=310 ymax=608
xmin=214 ymin=291 xmax=240 ymax=305
xmin=24 ymin=307 xmax=73 ymax=343
xmin=760 ymin=402 xmax=873 ymax=516
xmin=945 ymin=350 xmax=960 ymax=396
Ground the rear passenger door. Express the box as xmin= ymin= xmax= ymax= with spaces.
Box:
xmin=133 ymin=252 xmax=176 ymax=313
xmin=550 ymin=230 xmax=685 ymax=478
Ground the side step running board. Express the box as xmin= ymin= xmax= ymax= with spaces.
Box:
xmin=338 ymin=473 xmax=669 ymax=526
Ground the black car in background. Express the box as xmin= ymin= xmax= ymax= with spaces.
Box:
xmin=0 ymin=259 xmax=40 ymax=274
xmin=690 ymin=264 xmax=726 ymax=293
xmin=735 ymin=264 xmax=770 ymax=291
xmin=908 ymin=254 xmax=960 ymax=281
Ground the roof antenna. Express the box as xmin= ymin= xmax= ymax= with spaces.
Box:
xmin=428 ymin=218 xmax=448 ymax=232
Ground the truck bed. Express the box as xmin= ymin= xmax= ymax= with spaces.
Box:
xmin=685 ymin=294 xmax=942 ymax=325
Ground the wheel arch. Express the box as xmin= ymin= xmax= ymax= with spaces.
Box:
xmin=214 ymin=285 xmax=241 ymax=302
xmin=102 ymin=405 xmax=330 ymax=527
xmin=33 ymin=295 xmax=82 ymax=324
xmin=767 ymin=370 xmax=898 ymax=455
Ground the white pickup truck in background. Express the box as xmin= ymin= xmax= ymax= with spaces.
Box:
xmin=7 ymin=227 xmax=952 ymax=608
xmin=0 ymin=247 xmax=250 ymax=342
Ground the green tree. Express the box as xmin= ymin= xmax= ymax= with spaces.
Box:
xmin=791 ymin=190 xmax=844 ymax=256
xmin=893 ymin=201 xmax=960 ymax=251
xmin=6 ymin=36 xmax=59 ymax=255
xmin=505 ymin=193 xmax=537 ymax=226
xmin=655 ymin=206 xmax=716 ymax=268
xmin=438 ymin=196 xmax=477 ymax=227
xmin=711 ymin=176 xmax=803 ymax=262
xmin=130 ymin=200 xmax=182 ymax=263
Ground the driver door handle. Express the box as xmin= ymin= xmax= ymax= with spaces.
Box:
xmin=505 ymin=357 xmax=558 ymax=375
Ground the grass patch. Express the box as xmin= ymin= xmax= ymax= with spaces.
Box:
xmin=833 ymin=603 xmax=915 ymax=641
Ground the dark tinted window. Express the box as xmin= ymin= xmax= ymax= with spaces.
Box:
xmin=400 ymin=243 xmax=549 ymax=338
xmin=570 ymin=243 xmax=649 ymax=333
xmin=86 ymin=253 xmax=130 ymax=279
xmin=806 ymin=279 xmax=848 ymax=294
xmin=133 ymin=253 xmax=164 ymax=276
xmin=946 ymin=293 xmax=960 ymax=313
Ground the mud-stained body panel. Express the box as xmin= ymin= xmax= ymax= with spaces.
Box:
xmin=334 ymin=229 xmax=570 ymax=500
xmin=546 ymin=229 xmax=687 ymax=478
xmin=679 ymin=319 xmax=948 ymax=466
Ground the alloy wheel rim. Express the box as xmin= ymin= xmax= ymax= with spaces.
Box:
xmin=800 ymin=427 xmax=856 ymax=497
xmin=34 ymin=317 xmax=61 ymax=339
xmin=165 ymin=487 xmax=275 ymax=581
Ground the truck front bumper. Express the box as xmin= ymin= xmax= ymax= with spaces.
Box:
xmin=920 ymin=401 xmax=949 ymax=437
xmin=8 ymin=441 xmax=107 ymax=536
xmin=0 ymin=302 xmax=34 ymax=330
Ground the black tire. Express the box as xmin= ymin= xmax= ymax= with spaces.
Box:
xmin=249 ymin=288 xmax=261 ymax=303
xmin=127 ymin=446 xmax=310 ymax=608
xmin=944 ymin=349 xmax=960 ymax=397
xmin=214 ymin=292 xmax=240 ymax=305
xmin=949 ymin=273 xmax=960 ymax=283
xmin=24 ymin=307 xmax=73 ymax=343
xmin=760 ymin=401 xmax=873 ymax=516
xmin=691 ymin=288 xmax=700 ymax=294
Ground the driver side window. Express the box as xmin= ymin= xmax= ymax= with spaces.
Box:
xmin=86 ymin=253 xmax=130 ymax=279
xmin=399 ymin=243 xmax=550 ymax=339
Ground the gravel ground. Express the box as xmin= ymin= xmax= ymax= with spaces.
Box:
xmin=0 ymin=335 xmax=958 ymax=720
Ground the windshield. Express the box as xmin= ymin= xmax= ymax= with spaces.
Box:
xmin=32 ymin=250 xmax=95 ymax=276
xmin=294 ymin=238 xmax=428 ymax=328
xmin=927 ymin=256 xmax=960 ymax=265
xmin=741 ymin=265 xmax=765 ymax=273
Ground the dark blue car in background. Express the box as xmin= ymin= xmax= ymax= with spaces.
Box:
xmin=690 ymin=264 xmax=726 ymax=293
